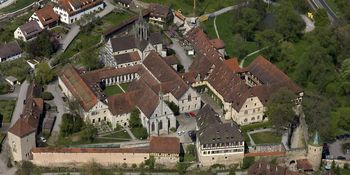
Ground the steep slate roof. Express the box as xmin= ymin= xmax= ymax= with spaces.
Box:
xmin=8 ymin=82 xmax=43 ymax=138
xmin=110 ymin=32 xmax=162 ymax=52
xmin=163 ymin=55 xmax=178 ymax=66
xmin=34 ymin=5 xmax=59 ymax=27
xmin=148 ymin=3 xmax=170 ymax=19
xmin=247 ymin=161 xmax=302 ymax=175
xmin=59 ymin=64 xmax=97 ymax=112
xmin=18 ymin=21 xmax=43 ymax=40
xmin=196 ymin=105 xmax=244 ymax=145
xmin=113 ymin=51 xmax=141 ymax=64
xmin=0 ymin=41 xmax=22 ymax=59
xmin=56 ymin=0 xmax=104 ymax=16
xmin=150 ymin=136 xmax=180 ymax=154
xmin=143 ymin=51 xmax=189 ymax=99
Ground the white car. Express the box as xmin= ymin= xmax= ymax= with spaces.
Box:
xmin=177 ymin=130 xmax=185 ymax=136
xmin=40 ymin=136 xmax=47 ymax=143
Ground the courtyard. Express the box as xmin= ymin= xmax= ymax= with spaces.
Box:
xmin=103 ymin=83 xmax=130 ymax=96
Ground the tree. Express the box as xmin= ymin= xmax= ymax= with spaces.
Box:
xmin=145 ymin=156 xmax=155 ymax=170
xmin=242 ymin=157 xmax=254 ymax=169
xmin=35 ymin=62 xmax=55 ymax=84
xmin=16 ymin=161 xmax=34 ymax=175
xmin=266 ymin=88 xmax=296 ymax=132
xmin=79 ymin=49 xmax=102 ymax=71
xmin=166 ymin=101 xmax=180 ymax=115
xmin=60 ymin=113 xmax=84 ymax=137
xmin=129 ymin=108 xmax=142 ymax=128
xmin=176 ymin=162 xmax=191 ymax=175
xmin=314 ymin=9 xmax=330 ymax=27
xmin=41 ymin=91 xmax=54 ymax=100
xmin=272 ymin=2 xmax=305 ymax=40
xmin=81 ymin=124 xmax=97 ymax=143
xmin=25 ymin=31 xmax=59 ymax=58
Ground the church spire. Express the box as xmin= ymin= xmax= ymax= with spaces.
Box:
xmin=311 ymin=131 xmax=321 ymax=146
xmin=134 ymin=8 xmax=148 ymax=41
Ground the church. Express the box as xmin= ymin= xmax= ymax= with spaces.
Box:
xmin=103 ymin=12 xmax=166 ymax=68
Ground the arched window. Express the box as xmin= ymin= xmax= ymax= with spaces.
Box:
xmin=151 ymin=122 xmax=155 ymax=131
xmin=188 ymin=94 xmax=191 ymax=101
xmin=159 ymin=120 xmax=163 ymax=130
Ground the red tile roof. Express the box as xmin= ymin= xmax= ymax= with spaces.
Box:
xmin=8 ymin=117 xmax=36 ymax=138
xmin=210 ymin=38 xmax=225 ymax=49
xmin=35 ymin=5 xmax=59 ymax=27
xmin=148 ymin=3 xmax=170 ymax=19
xmin=150 ymin=136 xmax=180 ymax=154
xmin=224 ymin=58 xmax=242 ymax=73
xmin=247 ymin=161 xmax=303 ymax=175
xmin=59 ymin=64 xmax=97 ymax=112
xmin=57 ymin=0 xmax=104 ymax=16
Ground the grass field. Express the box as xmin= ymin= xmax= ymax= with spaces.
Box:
xmin=341 ymin=169 xmax=350 ymax=175
xmin=250 ymin=131 xmax=281 ymax=144
xmin=0 ymin=100 xmax=16 ymax=123
xmin=104 ymin=85 xmax=124 ymax=96
xmin=130 ymin=127 xmax=147 ymax=140
xmin=202 ymin=12 xmax=259 ymax=58
xmin=0 ymin=0 xmax=35 ymax=14
xmin=0 ymin=13 xmax=32 ymax=43
xmin=330 ymin=107 xmax=350 ymax=137
xmin=142 ymin=0 xmax=240 ymax=16
xmin=104 ymin=130 xmax=131 ymax=139
xmin=61 ymin=12 xmax=131 ymax=60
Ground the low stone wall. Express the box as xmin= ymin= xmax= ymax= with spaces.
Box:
xmin=248 ymin=143 xmax=285 ymax=153
xmin=323 ymin=159 xmax=350 ymax=169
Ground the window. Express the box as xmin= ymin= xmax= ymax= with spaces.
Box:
xmin=104 ymin=116 xmax=106 ymax=121
xmin=212 ymin=157 xmax=215 ymax=160
xmin=244 ymin=110 xmax=248 ymax=114
xmin=159 ymin=120 xmax=163 ymax=130
xmin=257 ymin=115 xmax=260 ymax=119
xmin=98 ymin=118 xmax=101 ymax=122
xmin=188 ymin=94 xmax=191 ymax=101
xmin=151 ymin=122 xmax=155 ymax=131
xmin=244 ymin=118 xmax=248 ymax=122
xmin=245 ymin=105 xmax=248 ymax=108
xmin=251 ymin=117 xmax=255 ymax=121
xmin=254 ymin=103 xmax=257 ymax=106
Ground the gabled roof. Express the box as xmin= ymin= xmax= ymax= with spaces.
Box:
xmin=34 ymin=5 xmax=59 ymax=27
xmin=163 ymin=55 xmax=178 ymax=66
xmin=8 ymin=117 xmax=36 ymax=138
xmin=210 ymin=38 xmax=225 ymax=50
xmin=196 ymin=105 xmax=244 ymax=145
xmin=143 ymin=51 xmax=189 ymax=99
xmin=150 ymin=136 xmax=180 ymax=154
xmin=0 ymin=41 xmax=22 ymax=59
xmin=110 ymin=32 xmax=162 ymax=53
xmin=113 ymin=51 xmax=141 ymax=65
xmin=107 ymin=92 xmax=136 ymax=115
xmin=148 ymin=3 xmax=171 ymax=19
xmin=248 ymin=161 xmax=302 ymax=175
xmin=224 ymin=58 xmax=241 ymax=72
xmin=18 ymin=21 xmax=43 ymax=39
xmin=59 ymin=64 xmax=97 ymax=112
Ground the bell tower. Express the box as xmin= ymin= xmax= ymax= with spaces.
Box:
xmin=307 ymin=131 xmax=323 ymax=171
xmin=134 ymin=9 xmax=148 ymax=41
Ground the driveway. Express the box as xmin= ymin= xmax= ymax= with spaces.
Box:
xmin=300 ymin=15 xmax=315 ymax=33
xmin=0 ymin=0 xmax=15 ymax=10
xmin=47 ymin=81 xmax=67 ymax=133
xmin=169 ymin=114 xmax=197 ymax=144
xmin=59 ymin=24 xmax=80 ymax=52
xmin=0 ymin=85 xmax=20 ymax=100
xmin=169 ymin=38 xmax=193 ymax=72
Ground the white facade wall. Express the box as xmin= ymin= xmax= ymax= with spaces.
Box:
xmin=166 ymin=88 xmax=201 ymax=113
xmin=85 ymin=101 xmax=110 ymax=124
xmin=53 ymin=2 xmax=104 ymax=24
xmin=144 ymin=101 xmax=176 ymax=136
xmin=111 ymin=113 xmax=130 ymax=128
xmin=29 ymin=13 xmax=45 ymax=29
xmin=8 ymin=132 xmax=36 ymax=162
xmin=14 ymin=27 xmax=27 ymax=42
xmin=58 ymin=77 xmax=74 ymax=99
xmin=0 ymin=53 xmax=22 ymax=62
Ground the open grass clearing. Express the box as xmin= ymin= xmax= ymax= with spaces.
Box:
xmin=0 ymin=100 xmax=16 ymax=123
xmin=250 ymin=131 xmax=281 ymax=144
xmin=103 ymin=130 xmax=131 ymax=139
xmin=103 ymin=85 xmax=124 ymax=96
xmin=0 ymin=0 xmax=35 ymax=14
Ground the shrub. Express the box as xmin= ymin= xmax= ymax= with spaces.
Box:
xmin=42 ymin=91 xmax=54 ymax=100
xmin=166 ymin=101 xmax=180 ymax=115
xmin=170 ymin=127 xmax=177 ymax=132
xmin=242 ymin=157 xmax=255 ymax=169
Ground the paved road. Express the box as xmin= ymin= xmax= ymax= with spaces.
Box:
xmin=329 ymin=140 xmax=350 ymax=160
xmin=169 ymin=38 xmax=193 ymax=72
xmin=300 ymin=14 xmax=315 ymax=33
xmin=0 ymin=0 xmax=15 ymax=10
xmin=47 ymin=81 xmax=67 ymax=133
xmin=10 ymin=81 xmax=29 ymax=127
xmin=204 ymin=2 xmax=248 ymax=18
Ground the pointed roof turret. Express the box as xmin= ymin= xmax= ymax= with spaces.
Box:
xmin=310 ymin=131 xmax=321 ymax=146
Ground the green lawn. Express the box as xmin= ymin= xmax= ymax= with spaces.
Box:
xmin=250 ymin=131 xmax=281 ymax=144
xmin=142 ymin=0 xmax=240 ymax=16
xmin=60 ymin=12 xmax=131 ymax=61
xmin=0 ymin=100 xmax=16 ymax=123
xmin=0 ymin=0 xmax=36 ymax=14
xmin=103 ymin=130 xmax=131 ymax=139
xmin=341 ymin=169 xmax=350 ymax=175
xmin=202 ymin=12 xmax=259 ymax=58
xmin=0 ymin=58 xmax=31 ymax=82
xmin=120 ymin=83 xmax=130 ymax=91
xmin=103 ymin=85 xmax=124 ymax=96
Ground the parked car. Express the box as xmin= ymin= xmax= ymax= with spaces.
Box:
xmin=177 ymin=130 xmax=185 ymax=136
xmin=40 ymin=136 xmax=47 ymax=143
xmin=189 ymin=112 xmax=196 ymax=118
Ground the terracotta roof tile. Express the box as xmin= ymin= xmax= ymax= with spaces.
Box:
xmin=148 ymin=3 xmax=170 ymax=19
xmin=56 ymin=0 xmax=104 ymax=16
xmin=8 ymin=117 xmax=36 ymax=137
xmin=224 ymin=58 xmax=242 ymax=72
xmin=210 ymin=38 xmax=225 ymax=49
xmin=150 ymin=136 xmax=180 ymax=154
xmin=35 ymin=5 xmax=59 ymax=27
xmin=59 ymin=64 xmax=97 ymax=112
xmin=296 ymin=159 xmax=313 ymax=171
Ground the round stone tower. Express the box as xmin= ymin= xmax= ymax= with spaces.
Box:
xmin=307 ymin=131 xmax=323 ymax=171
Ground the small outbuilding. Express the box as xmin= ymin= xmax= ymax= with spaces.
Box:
xmin=5 ymin=76 xmax=19 ymax=86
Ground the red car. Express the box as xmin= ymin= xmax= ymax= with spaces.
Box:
xmin=189 ymin=112 xmax=196 ymax=118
